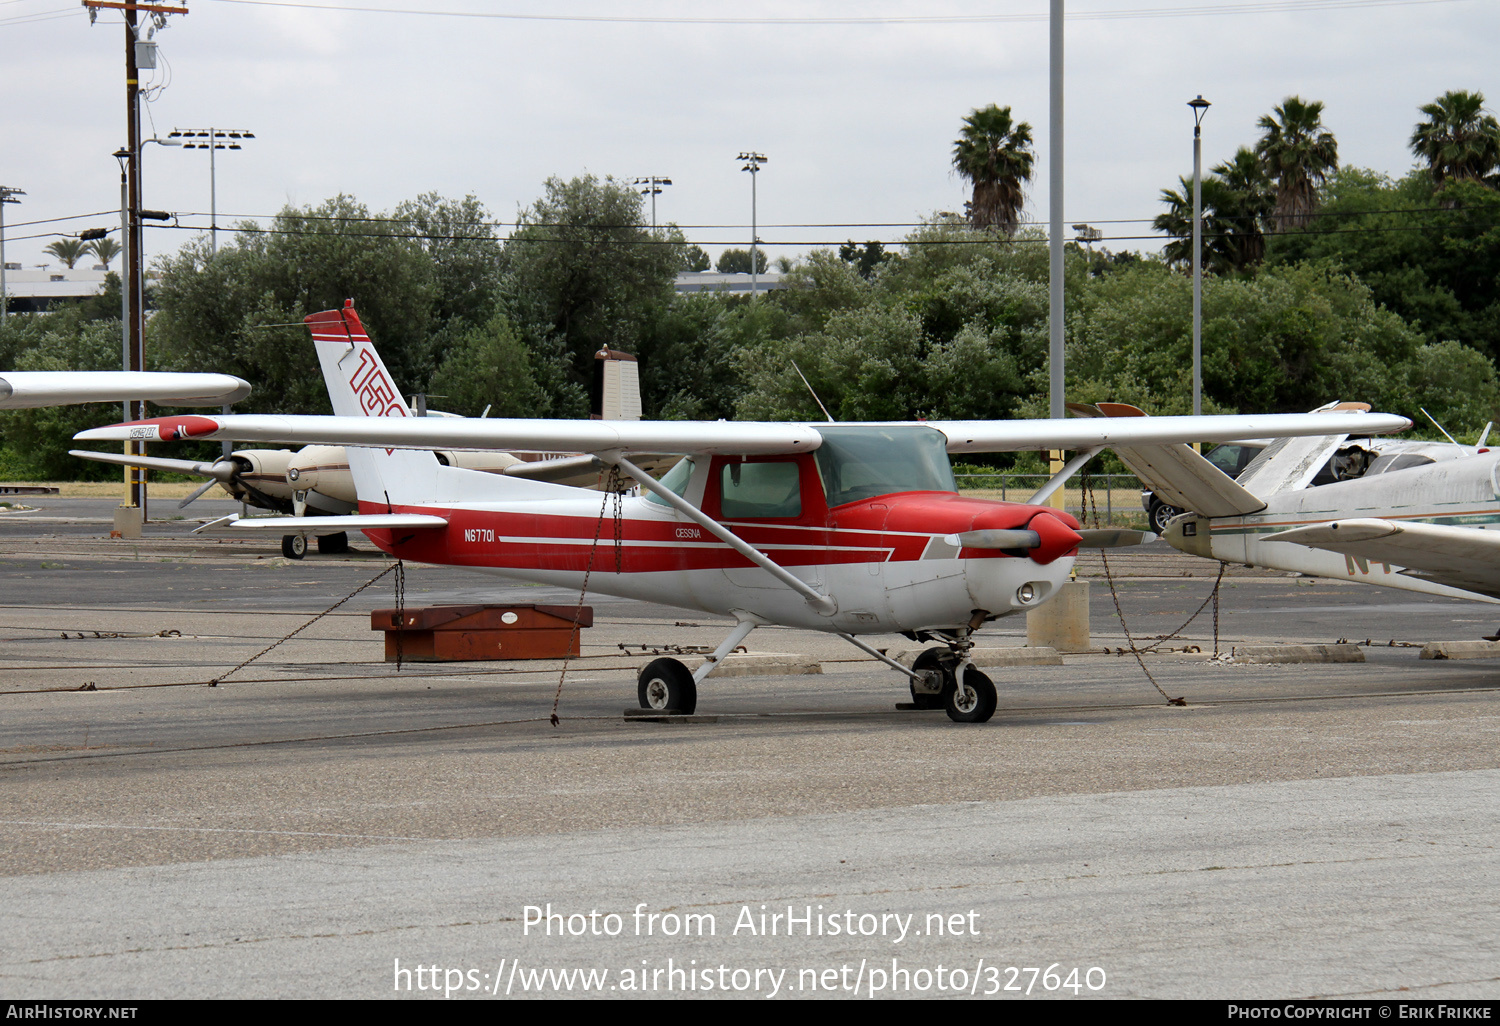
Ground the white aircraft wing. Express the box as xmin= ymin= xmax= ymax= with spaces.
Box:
xmin=75 ymin=410 xmax=1411 ymax=457
xmin=0 ymin=372 xmax=252 ymax=410
xmin=1265 ymin=518 xmax=1500 ymax=598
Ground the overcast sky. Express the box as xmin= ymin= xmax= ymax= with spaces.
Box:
xmin=2 ymin=0 xmax=1497 ymax=272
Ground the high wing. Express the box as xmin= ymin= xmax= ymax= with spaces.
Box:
xmin=75 ymin=410 xmax=1411 ymax=456
xmin=0 ymin=372 xmax=251 ymax=410
xmin=1264 ymin=518 xmax=1500 ymax=598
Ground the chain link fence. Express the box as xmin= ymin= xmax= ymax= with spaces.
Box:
xmin=953 ymin=473 xmax=1147 ymax=526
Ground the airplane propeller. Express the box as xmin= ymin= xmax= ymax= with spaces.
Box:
xmin=69 ymin=450 xmax=244 ymax=508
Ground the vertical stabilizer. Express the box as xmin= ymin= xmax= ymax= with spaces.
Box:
xmin=305 ymin=302 xmax=445 ymax=507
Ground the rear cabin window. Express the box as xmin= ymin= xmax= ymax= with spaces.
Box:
xmin=719 ymin=461 xmax=802 ymax=518
xmin=1367 ymin=453 xmax=1436 ymax=475
xmin=645 ymin=457 xmax=695 ymax=506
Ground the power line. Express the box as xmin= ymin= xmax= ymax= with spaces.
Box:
xmin=200 ymin=0 xmax=1473 ymax=26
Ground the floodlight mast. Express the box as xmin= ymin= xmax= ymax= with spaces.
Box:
xmin=632 ymin=176 xmax=671 ymax=231
xmin=737 ymin=152 xmax=767 ymax=296
xmin=168 ymin=128 xmax=256 ymax=255
xmin=1188 ymin=94 xmax=1211 ymax=420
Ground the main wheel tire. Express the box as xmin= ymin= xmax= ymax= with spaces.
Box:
xmin=281 ymin=534 xmax=307 ymax=560
xmin=944 ymin=667 xmax=997 ymax=723
xmin=909 ymin=648 xmax=952 ymax=710
xmin=637 ymin=657 xmax=697 ymax=714
xmin=1150 ymin=499 xmax=1183 ymax=534
xmin=316 ymin=531 xmax=350 ymax=555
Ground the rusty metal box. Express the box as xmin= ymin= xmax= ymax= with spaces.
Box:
xmin=369 ymin=604 xmax=593 ymax=662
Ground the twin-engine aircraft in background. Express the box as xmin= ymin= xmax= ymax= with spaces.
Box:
xmin=0 ymin=371 xmax=250 ymax=409
xmin=70 ymin=347 xmax=654 ymax=558
xmin=1074 ymin=402 xmax=1500 ymax=608
xmin=77 ymin=303 xmax=1411 ymax=722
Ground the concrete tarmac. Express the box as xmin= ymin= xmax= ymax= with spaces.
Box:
xmin=1 ymin=501 xmax=1498 ymax=1000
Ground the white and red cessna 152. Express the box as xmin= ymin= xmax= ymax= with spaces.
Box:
xmin=77 ymin=303 xmax=1411 ymax=722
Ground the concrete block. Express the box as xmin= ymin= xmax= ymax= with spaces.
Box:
xmin=1230 ymin=644 xmax=1364 ymax=664
xmin=1026 ymin=580 xmax=1091 ymax=653
xmin=111 ymin=505 xmax=143 ymax=540
xmin=1420 ymin=640 xmax=1500 ymax=660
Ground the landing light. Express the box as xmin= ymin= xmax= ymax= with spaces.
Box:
xmin=1017 ymin=583 xmax=1036 ymax=603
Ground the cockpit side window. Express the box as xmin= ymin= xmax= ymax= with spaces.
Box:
xmin=719 ymin=460 xmax=802 ymax=518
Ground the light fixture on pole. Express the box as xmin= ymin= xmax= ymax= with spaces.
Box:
xmin=1188 ymin=94 xmax=1211 ymax=419
xmin=632 ymin=176 xmax=671 ymax=230
xmin=0 ymin=186 xmax=23 ymax=325
xmin=168 ymin=128 xmax=255 ymax=256
xmin=737 ymin=152 xmax=767 ymax=297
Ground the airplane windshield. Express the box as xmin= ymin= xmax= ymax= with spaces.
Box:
xmin=814 ymin=426 xmax=956 ymax=507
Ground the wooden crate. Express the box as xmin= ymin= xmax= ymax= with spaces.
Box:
xmin=369 ymin=604 xmax=593 ymax=662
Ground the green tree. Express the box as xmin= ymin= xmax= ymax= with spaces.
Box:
xmin=951 ymin=104 xmax=1035 ymax=235
xmin=1155 ymin=147 xmax=1272 ymax=274
xmin=151 ymin=194 xmax=440 ymax=415
xmin=838 ymin=240 xmax=891 ymax=279
xmin=88 ymin=237 xmax=121 ymax=269
xmin=715 ymin=248 xmax=768 ymax=274
xmin=679 ymin=244 xmax=711 ymax=272
xmin=1255 ymin=96 xmax=1339 ymax=232
xmin=426 ymin=313 xmax=543 ymax=418
xmin=44 ymin=239 xmax=89 ymax=269
xmin=498 ymin=174 xmax=686 ymax=415
xmin=1410 ymin=90 xmax=1500 ymax=189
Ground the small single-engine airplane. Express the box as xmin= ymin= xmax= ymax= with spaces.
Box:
xmin=69 ymin=349 xmax=655 ymax=558
xmin=1071 ymin=401 xmax=1500 ymax=606
xmin=77 ymin=303 xmax=1411 ymax=721
xmin=0 ymin=371 xmax=250 ymax=409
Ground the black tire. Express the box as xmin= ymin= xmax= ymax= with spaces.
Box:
xmin=909 ymin=648 xmax=952 ymax=710
xmin=281 ymin=534 xmax=307 ymax=560
xmin=316 ymin=531 xmax=350 ymax=555
xmin=1150 ymin=500 xmax=1183 ymax=534
xmin=944 ymin=666 xmax=997 ymax=723
xmin=637 ymin=657 xmax=697 ymax=714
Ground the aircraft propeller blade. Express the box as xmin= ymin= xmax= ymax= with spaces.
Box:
xmin=1076 ymin=529 xmax=1158 ymax=548
xmin=954 ymin=529 xmax=1042 ymax=550
xmin=178 ymin=478 xmax=223 ymax=508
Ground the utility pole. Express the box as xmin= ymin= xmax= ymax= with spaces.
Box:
xmin=737 ymin=152 xmax=767 ymax=297
xmin=168 ymin=128 xmax=254 ymax=255
xmin=84 ymin=0 xmax=189 ymax=535
xmin=0 ymin=186 xmax=23 ymax=325
xmin=1048 ymin=0 xmax=1064 ymax=424
xmin=631 ymin=176 xmax=670 ymax=231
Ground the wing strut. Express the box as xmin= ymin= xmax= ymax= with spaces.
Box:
xmin=1027 ymin=446 xmax=1103 ymax=506
xmin=607 ymin=454 xmax=838 ymax=617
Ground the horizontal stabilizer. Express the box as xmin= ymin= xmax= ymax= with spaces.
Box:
xmin=195 ymin=513 xmax=448 ymax=534
xmin=1266 ymin=518 xmax=1500 ymax=597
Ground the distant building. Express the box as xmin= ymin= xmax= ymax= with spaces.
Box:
xmin=0 ymin=267 xmax=111 ymax=314
xmin=674 ymin=271 xmax=787 ymax=295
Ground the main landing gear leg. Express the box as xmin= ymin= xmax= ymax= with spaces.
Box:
xmin=636 ymin=619 xmax=758 ymax=715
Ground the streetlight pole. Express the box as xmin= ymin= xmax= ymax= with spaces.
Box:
xmin=632 ymin=176 xmax=671 ymax=230
xmin=0 ymin=186 xmax=23 ymax=326
xmin=1188 ymin=95 xmax=1210 ymax=419
xmin=168 ymin=128 xmax=254 ymax=256
xmin=737 ymin=152 xmax=767 ymax=297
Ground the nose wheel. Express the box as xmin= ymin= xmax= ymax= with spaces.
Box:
xmin=637 ymin=657 xmax=697 ymax=714
xmin=943 ymin=666 xmax=996 ymax=723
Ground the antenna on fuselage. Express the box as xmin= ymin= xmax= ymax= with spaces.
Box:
xmin=790 ymin=360 xmax=834 ymax=423
xmin=1420 ymin=407 xmax=1459 ymax=445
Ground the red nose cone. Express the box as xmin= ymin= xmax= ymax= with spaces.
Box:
xmin=1026 ymin=510 xmax=1083 ymax=565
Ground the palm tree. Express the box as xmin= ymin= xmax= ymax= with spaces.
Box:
xmin=88 ymin=237 xmax=121 ymax=269
xmin=952 ymin=104 xmax=1035 ymax=235
xmin=1410 ymin=90 xmax=1500 ymax=188
xmin=1254 ymin=96 xmax=1338 ymax=232
xmin=44 ymin=238 xmax=89 ymax=269
xmin=1155 ymin=148 xmax=1273 ymax=274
